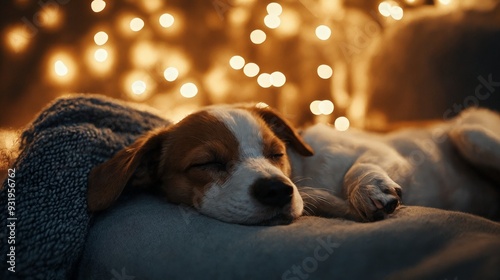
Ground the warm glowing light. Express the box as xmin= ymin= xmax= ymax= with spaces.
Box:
xmin=257 ymin=73 xmax=272 ymax=88
xmin=50 ymin=52 xmax=76 ymax=83
xmin=318 ymin=100 xmax=334 ymax=115
xmin=229 ymin=55 xmax=245 ymax=70
xmin=131 ymin=80 xmax=147 ymax=95
xmin=438 ymin=0 xmax=452 ymax=5
xmin=130 ymin=18 xmax=145 ymax=32
xmin=91 ymin=0 xmax=106 ymax=13
xmin=159 ymin=13 xmax=175 ymax=28
xmin=317 ymin=64 xmax=333 ymax=79
xmin=264 ymin=15 xmax=281 ymax=29
xmin=39 ymin=6 xmax=62 ymax=29
xmin=94 ymin=48 xmax=108 ymax=62
xmin=94 ymin=31 xmax=108 ymax=45
xmin=379 ymin=1 xmax=404 ymax=20
xmin=250 ymin=29 xmax=266 ymax=44
xmin=310 ymin=101 xmax=322 ymax=115
xmin=163 ymin=67 xmax=179 ymax=82
xmin=243 ymin=63 xmax=260 ymax=77
xmin=270 ymin=71 xmax=286 ymax=87
xmin=334 ymin=117 xmax=350 ymax=131
xmin=391 ymin=6 xmax=404 ymax=20
xmin=5 ymin=26 xmax=31 ymax=53
xmin=315 ymin=25 xmax=331 ymax=40
xmin=378 ymin=2 xmax=392 ymax=17
xmin=266 ymin=2 xmax=283 ymax=16
xmin=180 ymin=82 xmax=198 ymax=98
xmin=131 ymin=41 xmax=158 ymax=68
xmin=275 ymin=9 xmax=300 ymax=38
xmin=54 ymin=60 xmax=69 ymax=77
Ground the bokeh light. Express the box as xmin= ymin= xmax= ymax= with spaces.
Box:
xmin=266 ymin=3 xmax=283 ymax=16
xmin=317 ymin=64 xmax=333 ymax=79
xmin=229 ymin=55 xmax=245 ymax=70
xmin=334 ymin=116 xmax=350 ymax=131
xmin=315 ymin=25 xmax=332 ymax=40
xmin=91 ymin=0 xmax=106 ymax=13
xmin=250 ymin=29 xmax=266 ymax=44
xmin=180 ymin=82 xmax=198 ymax=98
xmin=310 ymin=100 xmax=322 ymax=115
xmin=318 ymin=100 xmax=334 ymax=115
xmin=257 ymin=73 xmax=272 ymax=88
xmin=5 ymin=25 xmax=31 ymax=53
xmin=54 ymin=60 xmax=68 ymax=77
xmin=270 ymin=71 xmax=286 ymax=87
xmin=243 ymin=63 xmax=260 ymax=77
xmin=264 ymin=15 xmax=281 ymax=29
xmin=94 ymin=31 xmax=108 ymax=45
xmin=130 ymin=18 xmax=145 ymax=32
xmin=163 ymin=67 xmax=179 ymax=82
xmin=94 ymin=48 xmax=108 ymax=62
xmin=159 ymin=13 xmax=175 ymax=28
xmin=132 ymin=80 xmax=147 ymax=95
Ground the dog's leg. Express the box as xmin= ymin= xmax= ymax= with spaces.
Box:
xmin=449 ymin=109 xmax=500 ymax=181
xmin=299 ymin=188 xmax=356 ymax=220
xmin=343 ymin=161 xmax=404 ymax=222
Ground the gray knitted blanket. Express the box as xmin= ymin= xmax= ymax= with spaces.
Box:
xmin=0 ymin=94 xmax=170 ymax=279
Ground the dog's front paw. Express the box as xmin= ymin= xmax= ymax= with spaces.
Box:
xmin=348 ymin=176 xmax=402 ymax=222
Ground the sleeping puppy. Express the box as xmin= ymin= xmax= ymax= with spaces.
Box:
xmin=291 ymin=108 xmax=500 ymax=222
xmin=87 ymin=104 xmax=314 ymax=225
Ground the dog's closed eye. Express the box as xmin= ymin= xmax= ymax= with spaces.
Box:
xmin=189 ymin=160 xmax=227 ymax=172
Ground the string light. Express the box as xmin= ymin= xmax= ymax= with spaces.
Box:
xmin=229 ymin=55 xmax=245 ymax=70
xmin=94 ymin=48 xmax=108 ymax=62
xmin=38 ymin=6 xmax=62 ymax=29
xmin=315 ymin=25 xmax=331 ymax=40
xmin=159 ymin=13 xmax=175 ymax=28
xmin=250 ymin=29 xmax=266 ymax=44
xmin=93 ymin=31 xmax=108 ymax=46
xmin=266 ymin=3 xmax=282 ymax=16
xmin=334 ymin=116 xmax=350 ymax=131
xmin=310 ymin=100 xmax=322 ymax=115
xmin=257 ymin=73 xmax=272 ymax=88
xmin=378 ymin=1 xmax=404 ymax=20
xmin=163 ymin=67 xmax=179 ymax=82
xmin=317 ymin=64 xmax=333 ymax=79
xmin=180 ymin=82 xmax=198 ymax=98
xmin=264 ymin=15 xmax=281 ymax=29
xmin=391 ymin=6 xmax=404 ymax=20
xmin=130 ymin=18 xmax=145 ymax=32
xmin=243 ymin=63 xmax=260 ymax=77
xmin=270 ymin=71 xmax=286 ymax=87
xmin=91 ymin=0 xmax=106 ymax=13
xmin=54 ymin=60 xmax=69 ymax=77
xmin=5 ymin=26 xmax=31 ymax=53
xmin=131 ymin=80 xmax=147 ymax=95
xmin=318 ymin=100 xmax=334 ymax=115
xmin=438 ymin=0 xmax=452 ymax=5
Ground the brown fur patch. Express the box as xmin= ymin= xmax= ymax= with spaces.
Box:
xmin=157 ymin=111 xmax=240 ymax=206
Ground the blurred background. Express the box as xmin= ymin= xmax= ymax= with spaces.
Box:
xmin=1 ymin=0 xmax=500 ymax=152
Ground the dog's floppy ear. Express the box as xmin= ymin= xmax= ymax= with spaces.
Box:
xmin=87 ymin=128 xmax=169 ymax=212
xmin=251 ymin=105 xmax=314 ymax=156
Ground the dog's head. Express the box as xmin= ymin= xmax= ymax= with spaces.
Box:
xmin=87 ymin=104 xmax=313 ymax=225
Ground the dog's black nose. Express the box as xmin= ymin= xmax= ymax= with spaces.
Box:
xmin=251 ymin=178 xmax=293 ymax=207
xmin=384 ymin=198 xmax=399 ymax=214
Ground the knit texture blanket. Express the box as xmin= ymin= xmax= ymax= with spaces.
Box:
xmin=0 ymin=94 xmax=170 ymax=279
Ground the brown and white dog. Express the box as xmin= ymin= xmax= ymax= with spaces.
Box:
xmin=87 ymin=104 xmax=500 ymax=224
xmin=87 ymin=104 xmax=314 ymax=225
